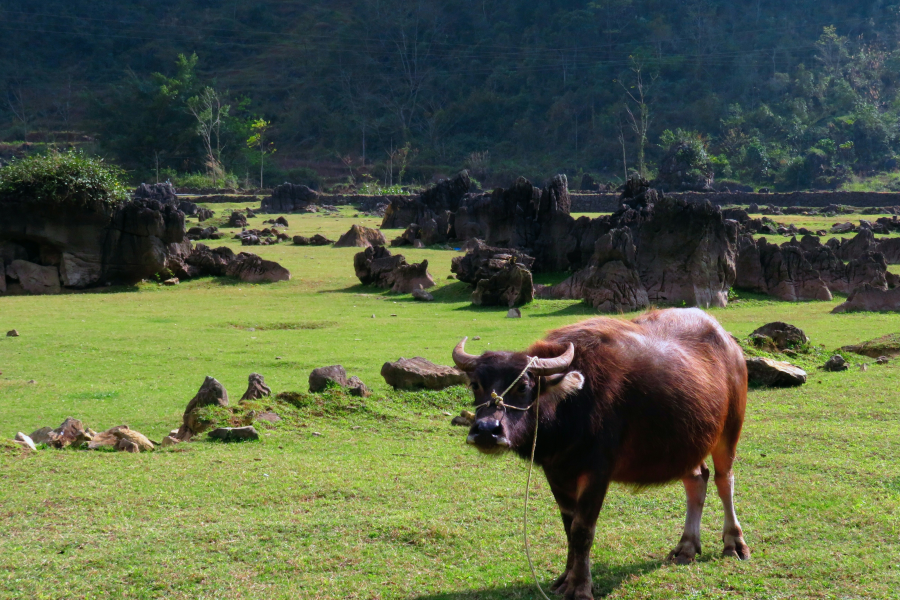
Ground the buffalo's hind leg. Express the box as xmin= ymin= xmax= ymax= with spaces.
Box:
xmin=711 ymin=442 xmax=751 ymax=559
xmin=667 ymin=462 xmax=709 ymax=564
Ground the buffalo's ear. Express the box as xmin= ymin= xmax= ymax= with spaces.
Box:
xmin=538 ymin=371 xmax=584 ymax=405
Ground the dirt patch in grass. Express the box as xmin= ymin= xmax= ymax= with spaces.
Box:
xmin=227 ymin=320 xmax=337 ymax=331
xmin=841 ymin=333 xmax=900 ymax=358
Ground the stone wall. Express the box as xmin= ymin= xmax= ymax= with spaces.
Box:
xmin=569 ymin=191 xmax=900 ymax=211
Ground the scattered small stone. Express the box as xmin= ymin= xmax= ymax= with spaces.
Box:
xmin=255 ymin=412 xmax=282 ymax=423
xmin=381 ymin=357 xmax=468 ymax=390
xmin=208 ymin=426 xmax=260 ymax=442
xmin=275 ymin=356 xmax=282 ymax=360
xmin=347 ymin=376 xmax=371 ymax=397
xmin=163 ymin=278 xmax=179 ymax=286
xmin=29 ymin=427 xmax=54 ymax=445
xmin=312 ymin=432 xmax=322 ymax=437
xmin=506 ymin=308 xmax=522 ymax=318
xmin=351 ymin=426 xmax=361 ymax=430
xmin=876 ymin=356 xmax=890 ymax=365
xmin=750 ymin=322 xmax=808 ymax=351
xmin=371 ymin=314 xmax=376 ymax=318
xmin=473 ymin=336 xmax=481 ymax=340
xmin=6 ymin=330 xmax=19 ymax=337
xmin=88 ymin=425 xmax=155 ymax=452
xmin=115 ymin=438 xmax=140 ymax=453
xmin=746 ymin=357 xmax=807 ymax=387
xmin=451 ymin=416 xmax=471 ymax=427
xmin=412 ymin=287 xmax=434 ymax=301
xmin=442 ymin=411 xmax=452 ymax=417
xmin=309 ymin=365 xmax=350 ymax=393
xmin=160 ymin=435 xmax=180 ymax=447
xmin=390 ymin=314 xmax=398 ymax=317
xmin=27 ymin=380 xmax=35 ymax=384
xmin=860 ymin=364 xmax=868 ymax=372
xmin=13 ymin=432 xmax=36 ymax=451
xmin=176 ymin=376 xmax=230 ymax=441
xmin=823 ymin=355 xmax=848 ymax=372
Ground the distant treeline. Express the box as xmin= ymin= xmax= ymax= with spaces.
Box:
xmin=2 ymin=1 xmax=900 ymax=189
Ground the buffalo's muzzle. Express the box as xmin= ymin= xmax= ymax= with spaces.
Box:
xmin=466 ymin=418 xmax=510 ymax=452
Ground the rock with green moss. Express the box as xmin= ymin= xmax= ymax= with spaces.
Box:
xmin=176 ymin=376 xmax=229 ymax=441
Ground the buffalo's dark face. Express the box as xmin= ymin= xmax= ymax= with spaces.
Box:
xmin=465 ymin=356 xmax=536 ymax=454
xmin=452 ymin=339 xmax=584 ymax=454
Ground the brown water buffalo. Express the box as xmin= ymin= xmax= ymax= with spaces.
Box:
xmin=453 ymin=308 xmax=750 ymax=600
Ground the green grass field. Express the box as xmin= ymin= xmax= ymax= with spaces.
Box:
xmin=1 ymin=206 xmax=898 ymax=599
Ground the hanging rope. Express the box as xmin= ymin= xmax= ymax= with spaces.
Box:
xmin=523 ymin=374 xmax=552 ymax=600
xmin=471 ymin=355 xmax=552 ymax=600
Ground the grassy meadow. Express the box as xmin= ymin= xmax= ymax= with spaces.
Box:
xmin=0 ymin=205 xmax=899 ymax=599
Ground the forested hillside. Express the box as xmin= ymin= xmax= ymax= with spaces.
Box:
xmin=3 ymin=0 xmax=900 ymax=190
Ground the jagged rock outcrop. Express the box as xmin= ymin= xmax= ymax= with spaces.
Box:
xmin=334 ymin=224 xmax=386 ymax=248
xmin=228 ymin=211 xmax=248 ymax=228
xmin=833 ymin=284 xmax=900 ymax=313
xmin=381 ymin=171 xmax=471 ymax=232
xmin=631 ymin=197 xmax=737 ymax=307
xmin=540 ymin=195 xmax=737 ymax=309
xmin=828 ymin=229 xmax=877 ymax=261
xmin=261 ymin=183 xmax=319 ymax=213
xmin=1 ymin=196 xmax=189 ymax=294
xmin=353 ymin=245 xmax=434 ymax=292
xmin=134 ymin=182 xmax=178 ymax=204
xmin=875 ymin=236 xmax=900 ymax=264
xmin=390 ymin=259 xmax=436 ymax=293
xmin=451 ymin=240 xmax=535 ymax=284
xmin=538 ymin=228 xmax=649 ymax=312
xmin=176 ymin=244 xmax=291 ymax=283
xmin=735 ymin=236 xmax=832 ymax=301
xmin=736 ymin=233 xmax=892 ymax=299
xmin=471 ymin=259 xmax=534 ymax=307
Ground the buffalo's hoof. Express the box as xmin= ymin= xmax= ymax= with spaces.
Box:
xmin=723 ymin=538 xmax=751 ymax=560
xmin=562 ymin=580 xmax=593 ymax=600
xmin=667 ymin=539 xmax=701 ymax=565
xmin=550 ymin=569 xmax=570 ymax=594
xmin=722 ymin=534 xmax=750 ymax=560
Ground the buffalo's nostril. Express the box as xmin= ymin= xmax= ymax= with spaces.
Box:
xmin=475 ymin=418 xmax=502 ymax=437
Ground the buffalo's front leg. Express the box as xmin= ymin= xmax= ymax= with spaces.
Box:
xmin=547 ymin=482 xmax=577 ymax=594
xmin=549 ymin=512 xmax=574 ymax=594
xmin=561 ymin=473 xmax=610 ymax=600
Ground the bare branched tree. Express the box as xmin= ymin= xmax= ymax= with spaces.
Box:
xmin=187 ymin=87 xmax=230 ymax=186
xmin=619 ymin=60 xmax=657 ymax=179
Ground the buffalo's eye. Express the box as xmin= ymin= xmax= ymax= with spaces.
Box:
xmin=516 ymin=381 xmax=528 ymax=394
xmin=469 ymin=381 xmax=480 ymax=392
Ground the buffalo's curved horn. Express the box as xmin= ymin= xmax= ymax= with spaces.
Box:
xmin=530 ymin=343 xmax=575 ymax=376
xmin=452 ymin=337 xmax=478 ymax=371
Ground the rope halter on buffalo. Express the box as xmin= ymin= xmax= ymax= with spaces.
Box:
xmin=470 ymin=354 xmax=554 ymax=600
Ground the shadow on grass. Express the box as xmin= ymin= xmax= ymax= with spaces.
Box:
xmin=411 ymin=559 xmax=661 ymax=599
xmin=199 ymin=276 xmax=288 ymax=288
xmin=529 ymin=302 xmax=598 ymax=318
xmin=319 ymin=281 xmax=477 ymax=304
xmin=72 ymin=284 xmax=141 ymax=295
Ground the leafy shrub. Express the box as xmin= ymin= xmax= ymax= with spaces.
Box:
xmin=0 ymin=150 xmax=128 ymax=208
